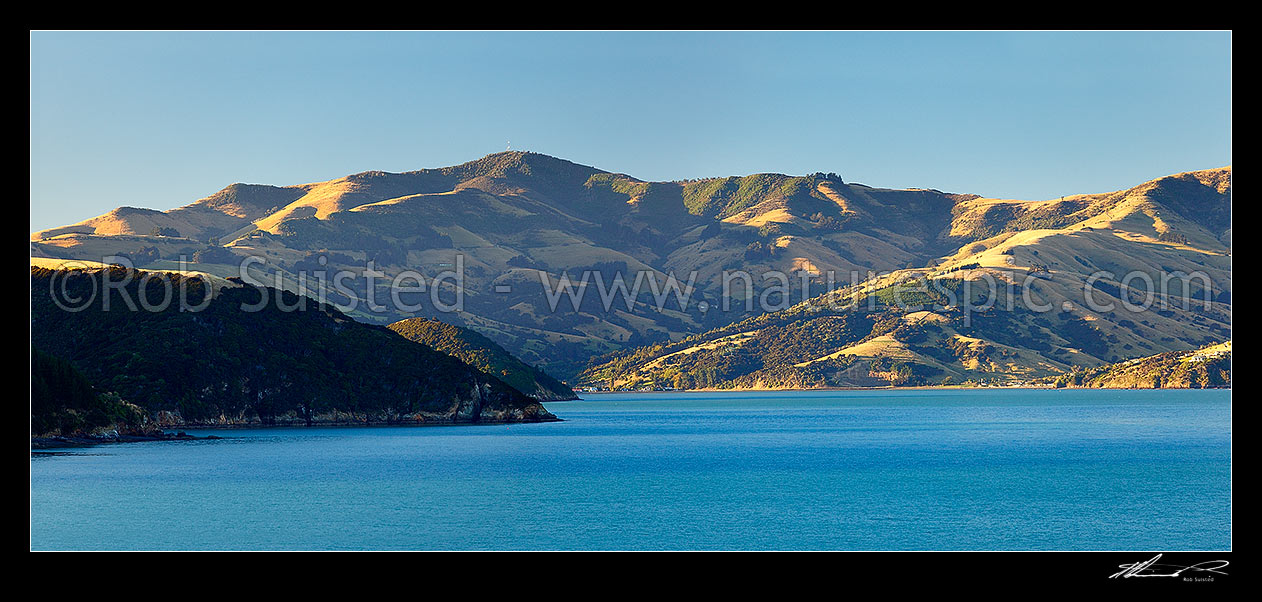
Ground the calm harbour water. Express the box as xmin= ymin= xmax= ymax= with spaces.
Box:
xmin=30 ymin=389 xmax=1231 ymax=550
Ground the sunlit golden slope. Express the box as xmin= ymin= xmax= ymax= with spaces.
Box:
xmin=581 ymin=168 xmax=1231 ymax=389
xmin=31 ymin=182 xmax=310 ymax=243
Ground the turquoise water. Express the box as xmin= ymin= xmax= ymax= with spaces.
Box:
xmin=30 ymin=389 xmax=1231 ymax=550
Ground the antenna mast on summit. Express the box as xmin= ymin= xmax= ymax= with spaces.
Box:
xmin=506 ymin=141 xmax=511 ymax=151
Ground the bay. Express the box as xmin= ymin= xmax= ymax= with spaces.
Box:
xmin=30 ymin=389 xmax=1231 ymax=550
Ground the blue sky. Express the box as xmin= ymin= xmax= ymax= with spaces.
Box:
xmin=30 ymin=31 xmax=1231 ymax=232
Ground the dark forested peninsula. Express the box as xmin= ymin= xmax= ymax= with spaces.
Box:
xmin=31 ymin=266 xmax=557 ymax=435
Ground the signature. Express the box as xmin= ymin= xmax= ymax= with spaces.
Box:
xmin=1109 ymin=554 xmax=1229 ymax=579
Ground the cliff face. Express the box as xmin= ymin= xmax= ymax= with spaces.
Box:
xmin=31 ymin=266 xmax=558 ymax=426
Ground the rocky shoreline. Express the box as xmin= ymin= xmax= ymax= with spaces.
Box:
xmin=31 ymin=412 xmax=564 ymax=451
xmin=31 ymin=430 xmax=222 ymax=450
xmin=136 ymin=404 xmax=563 ymax=429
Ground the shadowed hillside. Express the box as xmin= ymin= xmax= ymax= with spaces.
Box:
xmin=31 ymin=265 xmax=557 ymax=425
xmin=388 ymin=317 xmax=577 ymax=401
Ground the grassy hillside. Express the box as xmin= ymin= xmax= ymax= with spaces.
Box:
xmin=581 ymin=282 xmax=1230 ymax=391
xmin=30 ymin=154 xmax=1231 ymax=379
xmin=580 ymin=167 xmax=1231 ymax=390
xmin=388 ymin=317 xmax=577 ymax=400
xmin=1038 ymin=341 xmax=1231 ymax=389
xmin=31 ymin=266 xmax=556 ymax=425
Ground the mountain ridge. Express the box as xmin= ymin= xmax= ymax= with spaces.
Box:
xmin=31 ymin=153 xmax=1231 ymax=380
